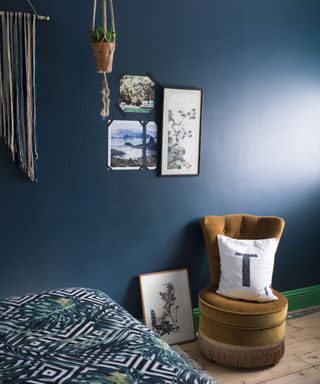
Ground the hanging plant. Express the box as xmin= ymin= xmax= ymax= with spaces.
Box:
xmin=90 ymin=27 xmax=116 ymax=73
xmin=90 ymin=0 xmax=116 ymax=118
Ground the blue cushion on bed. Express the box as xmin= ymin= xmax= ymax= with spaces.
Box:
xmin=0 ymin=287 xmax=216 ymax=384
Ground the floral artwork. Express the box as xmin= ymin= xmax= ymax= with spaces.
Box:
xmin=140 ymin=269 xmax=195 ymax=345
xmin=150 ymin=282 xmax=179 ymax=336
xmin=0 ymin=288 xmax=216 ymax=383
xmin=167 ymin=108 xmax=196 ymax=170
xmin=161 ymin=88 xmax=202 ymax=176
xmin=119 ymin=75 xmax=155 ymax=114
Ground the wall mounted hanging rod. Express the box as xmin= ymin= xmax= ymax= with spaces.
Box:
xmin=36 ymin=15 xmax=50 ymax=21
xmin=26 ymin=0 xmax=50 ymax=21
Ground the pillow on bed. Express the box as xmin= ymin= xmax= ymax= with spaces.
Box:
xmin=217 ymin=235 xmax=279 ymax=302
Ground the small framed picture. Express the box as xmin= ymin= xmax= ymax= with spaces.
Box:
xmin=108 ymin=120 xmax=143 ymax=170
xmin=139 ymin=268 xmax=195 ymax=345
xmin=107 ymin=120 xmax=158 ymax=171
xmin=160 ymin=87 xmax=203 ymax=176
xmin=119 ymin=75 xmax=155 ymax=114
xmin=146 ymin=121 xmax=157 ymax=169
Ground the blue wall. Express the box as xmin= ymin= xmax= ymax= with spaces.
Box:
xmin=1 ymin=0 xmax=320 ymax=317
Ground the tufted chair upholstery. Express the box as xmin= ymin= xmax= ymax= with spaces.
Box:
xmin=199 ymin=214 xmax=287 ymax=368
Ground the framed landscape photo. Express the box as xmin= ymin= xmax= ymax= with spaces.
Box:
xmin=139 ymin=268 xmax=195 ymax=345
xmin=146 ymin=121 xmax=158 ymax=169
xmin=119 ymin=75 xmax=155 ymax=114
xmin=161 ymin=87 xmax=203 ymax=176
xmin=107 ymin=120 xmax=143 ymax=170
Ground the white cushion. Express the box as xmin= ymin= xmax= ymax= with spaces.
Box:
xmin=217 ymin=235 xmax=279 ymax=302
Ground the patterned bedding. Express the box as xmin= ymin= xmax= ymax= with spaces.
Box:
xmin=0 ymin=288 xmax=216 ymax=384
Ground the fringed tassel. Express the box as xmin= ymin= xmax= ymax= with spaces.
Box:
xmin=100 ymin=73 xmax=110 ymax=119
xmin=171 ymin=345 xmax=218 ymax=384
xmin=198 ymin=332 xmax=285 ymax=368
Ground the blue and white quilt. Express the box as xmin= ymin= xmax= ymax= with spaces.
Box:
xmin=0 ymin=287 xmax=215 ymax=383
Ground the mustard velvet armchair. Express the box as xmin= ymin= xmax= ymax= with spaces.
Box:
xmin=199 ymin=214 xmax=287 ymax=368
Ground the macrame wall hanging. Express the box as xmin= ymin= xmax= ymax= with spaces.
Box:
xmin=0 ymin=1 xmax=49 ymax=181
xmin=90 ymin=0 xmax=116 ymax=118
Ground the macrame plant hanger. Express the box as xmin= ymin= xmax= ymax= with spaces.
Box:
xmin=91 ymin=0 xmax=116 ymax=118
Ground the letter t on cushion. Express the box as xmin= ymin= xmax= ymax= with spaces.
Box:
xmin=217 ymin=235 xmax=279 ymax=302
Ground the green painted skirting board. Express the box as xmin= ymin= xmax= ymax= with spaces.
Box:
xmin=193 ymin=284 xmax=320 ymax=331
xmin=282 ymin=284 xmax=320 ymax=312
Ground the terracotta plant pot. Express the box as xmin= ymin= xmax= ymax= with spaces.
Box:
xmin=91 ymin=42 xmax=115 ymax=73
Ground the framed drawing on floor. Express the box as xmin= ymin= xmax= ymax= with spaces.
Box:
xmin=160 ymin=87 xmax=203 ymax=176
xmin=139 ymin=268 xmax=195 ymax=345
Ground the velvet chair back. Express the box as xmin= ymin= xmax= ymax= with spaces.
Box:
xmin=201 ymin=214 xmax=285 ymax=287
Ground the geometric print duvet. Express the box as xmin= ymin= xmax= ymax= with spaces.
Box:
xmin=0 ymin=288 xmax=216 ymax=384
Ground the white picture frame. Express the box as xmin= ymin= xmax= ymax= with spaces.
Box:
xmin=161 ymin=87 xmax=203 ymax=176
xmin=139 ymin=268 xmax=195 ymax=345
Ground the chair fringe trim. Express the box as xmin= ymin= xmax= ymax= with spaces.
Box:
xmin=198 ymin=332 xmax=285 ymax=368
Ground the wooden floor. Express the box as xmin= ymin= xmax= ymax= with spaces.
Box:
xmin=181 ymin=310 xmax=320 ymax=384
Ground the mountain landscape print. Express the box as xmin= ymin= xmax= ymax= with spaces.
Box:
xmin=108 ymin=120 xmax=144 ymax=170
xmin=146 ymin=122 xmax=157 ymax=169
xmin=108 ymin=120 xmax=158 ymax=170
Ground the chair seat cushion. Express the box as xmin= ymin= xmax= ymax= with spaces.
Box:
xmin=199 ymin=286 xmax=288 ymax=330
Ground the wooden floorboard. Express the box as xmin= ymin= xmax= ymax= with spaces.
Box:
xmin=181 ymin=311 xmax=320 ymax=384
xmin=264 ymin=368 xmax=320 ymax=384
xmin=300 ymin=350 xmax=320 ymax=367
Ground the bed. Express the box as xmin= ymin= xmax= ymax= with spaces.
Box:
xmin=0 ymin=287 xmax=216 ymax=383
